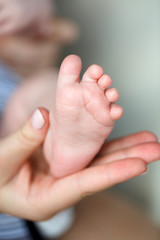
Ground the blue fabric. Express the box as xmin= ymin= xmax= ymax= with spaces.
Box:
xmin=0 ymin=62 xmax=20 ymax=115
xmin=0 ymin=215 xmax=32 ymax=240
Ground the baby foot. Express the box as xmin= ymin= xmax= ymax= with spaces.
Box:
xmin=44 ymin=55 xmax=123 ymax=178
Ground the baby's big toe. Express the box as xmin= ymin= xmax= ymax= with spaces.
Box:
xmin=58 ymin=54 xmax=82 ymax=84
xmin=82 ymin=64 xmax=104 ymax=82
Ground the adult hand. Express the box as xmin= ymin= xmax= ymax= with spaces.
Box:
xmin=93 ymin=131 xmax=160 ymax=166
xmin=1 ymin=127 xmax=159 ymax=221
xmin=0 ymin=0 xmax=53 ymax=37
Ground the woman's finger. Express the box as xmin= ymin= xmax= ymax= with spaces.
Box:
xmin=93 ymin=142 xmax=160 ymax=166
xmin=100 ymin=131 xmax=158 ymax=155
xmin=0 ymin=108 xmax=49 ymax=182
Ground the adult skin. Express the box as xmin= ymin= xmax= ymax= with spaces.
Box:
xmin=0 ymin=109 xmax=159 ymax=221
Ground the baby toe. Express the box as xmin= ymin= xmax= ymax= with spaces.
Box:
xmin=82 ymin=64 xmax=104 ymax=82
xmin=110 ymin=103 xmax=123 ymax=120
xmin=105 ymin=88 xmax=119 ymax=102
xmin=98 ymin=75 xmax=113 ymax=89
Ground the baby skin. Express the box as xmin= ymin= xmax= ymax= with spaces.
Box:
xmin=44 ymin=55 xmax=123 ymax=178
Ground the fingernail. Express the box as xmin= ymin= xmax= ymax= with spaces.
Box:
xmin=31 ymin=109 xmax=45 ymax=130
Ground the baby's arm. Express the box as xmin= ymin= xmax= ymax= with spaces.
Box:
xmin=0 ymin=0 xmax=53 ymax=36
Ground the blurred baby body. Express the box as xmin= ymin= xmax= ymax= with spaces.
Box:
xmin=0 ymin=15 xmax=80 ymax=135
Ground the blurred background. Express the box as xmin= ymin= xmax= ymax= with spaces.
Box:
xmin=56 ymin=0 xmax=160 ymax=225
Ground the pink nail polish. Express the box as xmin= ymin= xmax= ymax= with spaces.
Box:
xmin=31 ymin=109 xmax=45 ymax=130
